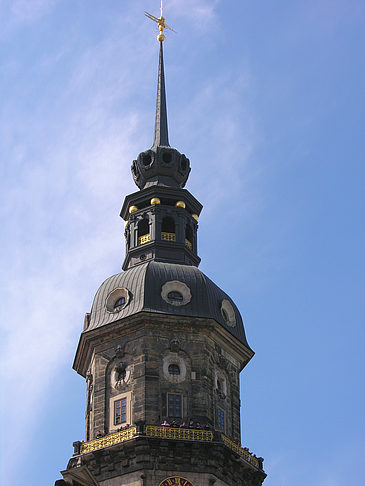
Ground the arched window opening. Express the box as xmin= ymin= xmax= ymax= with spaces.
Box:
xmin=161 ymin=217 xmax=176 ymax=242
xmin=138 ymin=218 xmax=150 ymax=245
xmin=185 ymin=224 xmax=193 ymax=250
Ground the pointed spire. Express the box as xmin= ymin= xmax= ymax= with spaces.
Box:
xmin=153 ymin=41 xmax=170 ymax=148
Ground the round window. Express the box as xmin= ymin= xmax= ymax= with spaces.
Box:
xmin=220 ymin=299 xmax=236 ymax=327
xmin=161 ymin=281 xmax=191 ymax=307
xmin=114 ymin=297 xmax=126 ymax=309
xmin=142 ymin=153 xmax=152 ymax=166
xmin=162 ymin=152 xmax=172 ymax=163
xmin=117 ymin=368 xmax=126 ymax=381
xmin=106 ymin=288 xmax=130 ymax=313
xmin=167 ymin=291 xmax=183 ymax=302
xmin=168 ymin=364 xmax=180 ymax=376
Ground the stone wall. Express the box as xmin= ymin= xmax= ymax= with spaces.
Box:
xmin=82 ymin=314 xmax=244 ymax=443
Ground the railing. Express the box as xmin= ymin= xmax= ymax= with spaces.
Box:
xmin=138 ymin=233 xmax=151 ymax=245
xmin=80 ymin=426 xmax=137 ymax=454
xmin=161 ymin=232 xmax=176 ymax=242
xmin=77 ymin=426 xmax=261 ymax=470
xmin=185 ymin=238 xmax=192 ymax=250
xmin=221 ymin=434 xmax=261 ymax=469
xmin=146 ymin=425 xmax=213 ymax=442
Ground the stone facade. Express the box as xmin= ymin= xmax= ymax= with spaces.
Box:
xmin=75 ymin=313 xmax=248 ymax=442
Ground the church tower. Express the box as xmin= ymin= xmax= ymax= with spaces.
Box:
xmin=57 ymin=12 xmax=266 ymax=486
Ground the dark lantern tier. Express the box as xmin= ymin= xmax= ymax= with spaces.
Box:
xmin=121 ymin=185 xmax=202 ymax=270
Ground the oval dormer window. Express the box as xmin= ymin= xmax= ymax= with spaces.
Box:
xmin=161 ymin=280 xmax=191 ymax=307
xmin=114 ymin=297 xmax=126 ymax=309
xmin=167 ymin=291 xmax=183 ymax=302
xmin=106 ymin=288 xmax=130 ymax=313
xmin=220 ymin=299 xmax=236 ymax=327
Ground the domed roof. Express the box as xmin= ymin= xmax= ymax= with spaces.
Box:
xmin=86 ymin=261 xmax=251 ymax=348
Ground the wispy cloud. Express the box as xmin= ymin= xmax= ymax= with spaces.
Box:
xmin=169 ymin=0 xmax=220 ymax=29
xmin=176 ymin=71 xmax=257 ymax=217
xmin=0 ymin=2 xmax=257 ymax=482
xmin=0 ymin=0 xmax=58 ymax=35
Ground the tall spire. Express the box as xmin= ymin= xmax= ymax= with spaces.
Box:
xmin=153 ymin=41 xmax=170 ymax=148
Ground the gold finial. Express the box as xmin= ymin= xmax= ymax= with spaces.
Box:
xmin=129 ymin=205 xmax=138 ymax=214
xmin=145 ymin=1 xmax=176 ymax=42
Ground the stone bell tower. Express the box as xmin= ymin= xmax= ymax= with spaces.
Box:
xmin=56 ymin=12 xmax=266 ymax=486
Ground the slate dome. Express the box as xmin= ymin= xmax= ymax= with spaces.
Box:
xmin=86 ymin=261 xmax=251 ymax=348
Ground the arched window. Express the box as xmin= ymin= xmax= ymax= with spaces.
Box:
xmin=161 ymin=217 xmax=176 ymax=242
xmin=185 ymin=224 xmax=193 ymax=250
xmin=138 ymin=218 xmax=150 ymax=245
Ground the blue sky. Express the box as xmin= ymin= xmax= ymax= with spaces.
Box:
xmin=1 ymin=1 xmax=364 ymax=485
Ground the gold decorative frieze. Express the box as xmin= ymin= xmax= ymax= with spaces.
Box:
xmin=138 ymin=233 xmax=151 ymax=245
xmin=221 ymin=434 xmax=260 ymax=468
xmin=146 ymin=425 xmax=213 ymax=442
xmin=185 ymin=238 xmax=192 ymax=250
xmin=161 ymin=232 xmax=176 ymax=242
xmin=80 ymin=426 xmax=137 ymax=454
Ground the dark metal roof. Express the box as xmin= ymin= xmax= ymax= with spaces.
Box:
xmin=87 ymin=261 xmax=251 ymax=348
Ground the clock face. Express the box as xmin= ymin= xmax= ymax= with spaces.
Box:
xmin=159 ymin=477 xmax=195 ymax=486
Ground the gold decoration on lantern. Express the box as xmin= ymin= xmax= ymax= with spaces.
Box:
xmin=129 ymin=205 xmax=138 ymax=214
xmin=151 ymin=197 xmax=161 ymax=205
xmin=176 ymin=201 xmax=186 ymax=208
xmin=192 ymin=214 xmax=199 ymax=221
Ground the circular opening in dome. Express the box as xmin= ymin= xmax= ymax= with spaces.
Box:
xmin=167 ymin=291 xmax=183 ymax=302
xmin=142 ymin=153 xmax=152 ymax=166
xmin=181 ymin=158 xmax=188 ymax=171
xmin=168 ymin=364 xmax=180 ymax=376
xmin=220 ymin=299 xmax=236 ymax=327
xmin=162 ymin=152 xmax=172 ymax=163
xmin=106 ymin=287 xmax=130 ymax=313
xmin=161 ymin=280 xmax=191 ymax=307
xmin=114 ymin=297 xmax=126 ymax=309
xmin=140 ymin=254 xmax=147 ymax=261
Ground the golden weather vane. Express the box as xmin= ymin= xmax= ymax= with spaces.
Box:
xmin=145 ymin=0 xmax=176 ymax=42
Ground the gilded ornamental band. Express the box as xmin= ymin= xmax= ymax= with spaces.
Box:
xmin=146 ymin=425 xmax=213 ymax=441
xmin=221 ymin=434 xmax=260 ymax=468
xmin=80 ymin=426 xmax=137 ymax=454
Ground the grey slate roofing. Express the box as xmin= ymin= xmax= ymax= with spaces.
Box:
xmin=87 ymin=261 xmax=251 ymax=348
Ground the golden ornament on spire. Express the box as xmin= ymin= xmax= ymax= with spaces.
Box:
xmin=145 ymin=0 xmax=176 ymax=42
